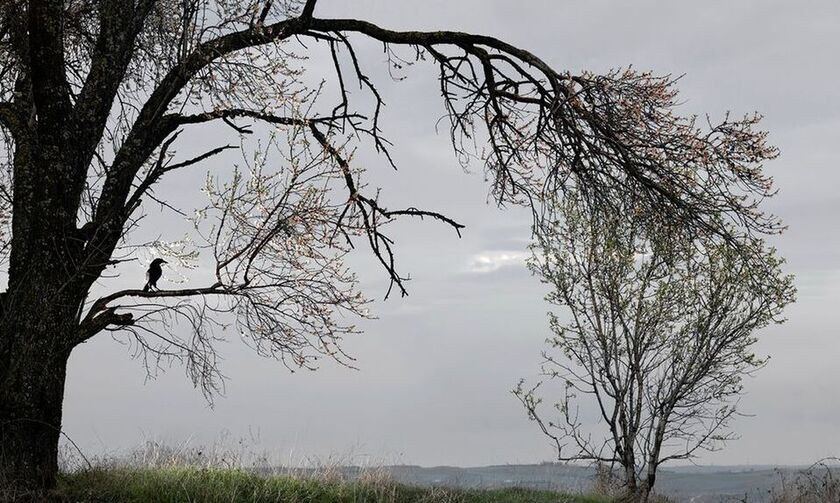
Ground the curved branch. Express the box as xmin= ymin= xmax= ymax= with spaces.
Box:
xmin=307 ymin=18 xmax=565 ymax=89
xmin=303 ymin=16 xmax=780 ymax=251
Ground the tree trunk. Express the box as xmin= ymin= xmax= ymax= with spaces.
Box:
xmin=616 ymin=485 xmax=653 ymax=503
xmin=616 ymin=470 xmax=640 ymax=503
xmin=619 ymin=447 xmax=638 ymax=500
xmin=637 ymin=479 xmax=653 ymax=503
xmin=0 ymin=310 xmax=72 ymax=492
xmin=0 ymin=127 xmax=90 ymax=491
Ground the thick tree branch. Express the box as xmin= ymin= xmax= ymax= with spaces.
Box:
xmin=79 ymin=307 xmax=135 ymax=341
xmin=171 ymin=109 xmax=363 ymax=129
xmin=79 ymin=283 xmax=227 ymax=341
xmin=70 ymin=0 xmax=152 ymax=175
xmin=300 ymin=0 xmax=319 ymax=21
xmin=307 ymin=18 xmax=565 ymax=90
xmin=90 ymin=284 xmax=227 ymax=313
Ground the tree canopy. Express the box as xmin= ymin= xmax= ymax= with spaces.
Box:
xmin=0 ymin=0 xmax=786 ymax=490
xmin=0 ymin=0 xmax=782 ymax=388
xmin=517 ymin=193 xmax=794 ymax=501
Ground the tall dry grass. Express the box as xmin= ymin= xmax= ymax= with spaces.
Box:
xmin=768 ymin=458 xmax=840 ymax=503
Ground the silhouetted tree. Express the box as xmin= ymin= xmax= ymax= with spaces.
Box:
xmin=516 ymin=194 xmax=795 ymax=502
xmin=0 ymin=0 xmax=782 ymax=491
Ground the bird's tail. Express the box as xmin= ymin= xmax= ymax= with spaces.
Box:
xmin=143 ymin=283 xmax=150 ymax=292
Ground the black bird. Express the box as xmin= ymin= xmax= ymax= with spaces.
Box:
xmin=143 ymin=258 xmax=167 ymax=292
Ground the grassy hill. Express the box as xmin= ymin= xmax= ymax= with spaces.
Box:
xmin=41 ymin=467 xmax=610 ymax=503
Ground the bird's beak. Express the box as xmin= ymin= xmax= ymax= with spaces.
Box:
xmin=162 ymin=260 xmax=168 ymax=264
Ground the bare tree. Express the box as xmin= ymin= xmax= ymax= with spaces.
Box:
xmin=0 ymin=0 xmax=782 ymax=491
xmin=516 ymin=194 xmax=795 ymax=502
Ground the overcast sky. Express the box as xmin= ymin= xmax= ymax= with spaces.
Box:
xmin=64 ymin=0 xmax=840 ymax=468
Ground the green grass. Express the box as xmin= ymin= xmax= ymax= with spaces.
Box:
xmin=49 ymin=466 xmax=611 ymax=503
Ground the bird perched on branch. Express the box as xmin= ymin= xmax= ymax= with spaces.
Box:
xmin=143 ymin=258 xmax=167 ymax=292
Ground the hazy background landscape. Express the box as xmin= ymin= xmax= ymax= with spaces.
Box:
xmin=60 ymin=0 xmax=839 ymax=489
xmin=300 ymin=464 xmax=833 ymax=502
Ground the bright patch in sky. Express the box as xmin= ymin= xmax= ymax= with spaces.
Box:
xmin=466 ymin=251 xmax=529 ymax=273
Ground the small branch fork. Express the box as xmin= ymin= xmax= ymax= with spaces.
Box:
xmin=308 ymin=123 xmax=463 ymax=298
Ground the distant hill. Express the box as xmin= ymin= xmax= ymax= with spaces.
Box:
xmin=267 ymin=463 xmax=834 ymax=502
